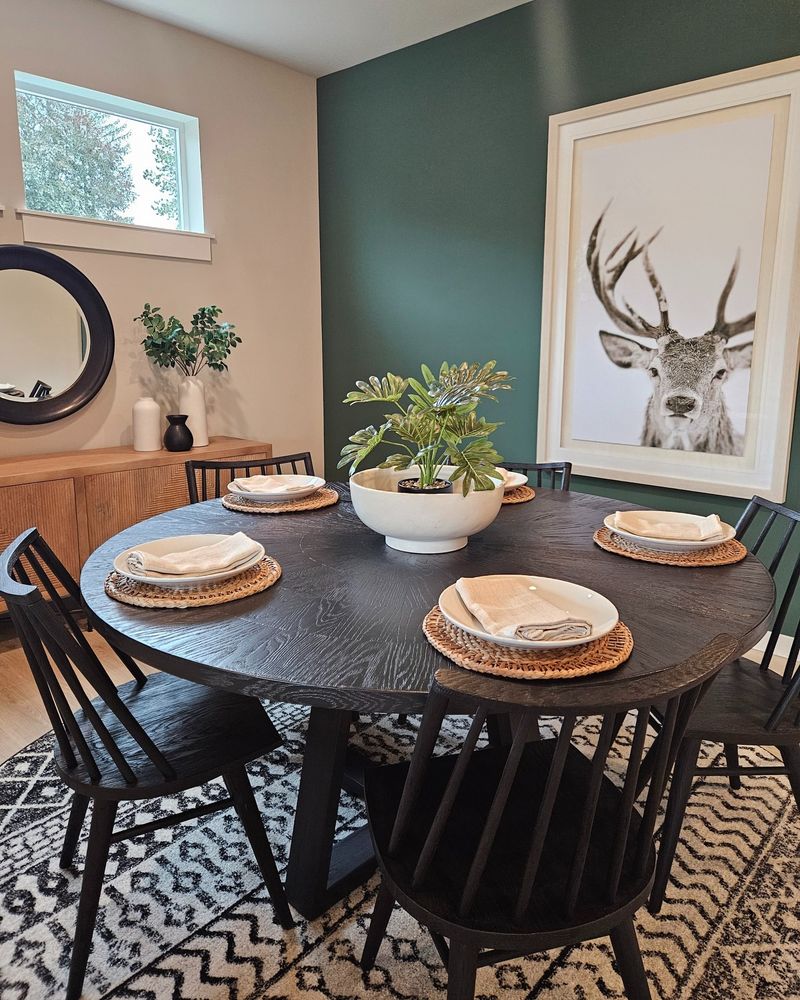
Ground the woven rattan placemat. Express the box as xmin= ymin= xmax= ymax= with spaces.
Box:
xmin=105 ymin=556 xmax=281 ymax=609
xmin=221 ymin=486 xmax=339 ymax=515
xmin=593 ymin=526 xmax=747 ymax=568
xmin=502 ymin=485 xmax=536 ymax=505
xmin=422 ymin=605 xmax=633 ymax=680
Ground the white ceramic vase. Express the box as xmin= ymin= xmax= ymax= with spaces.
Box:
xmin=349 ymin=465 xmax=504 ymax=552
xmin=132 ymin=396 xmax=162 ymax=452
xmin=179 ymin=376 xmax=208 ymax=447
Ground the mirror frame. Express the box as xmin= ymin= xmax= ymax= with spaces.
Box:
xmin=0 ymin=245 xmax=114 ymax=425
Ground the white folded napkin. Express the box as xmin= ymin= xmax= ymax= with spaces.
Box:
xmin=126 ymin=532 xmax=261 ymax=577
xmin=611 ymin=510 xmax=724 ymax=542
xmin=455 ymin=575 xmax=592 ymax=642
xmin=230 ymin=474 xmax=312 ymax=494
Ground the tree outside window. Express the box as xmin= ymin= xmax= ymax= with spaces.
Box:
xmin=16 ymin=91 xmax=183 ymax=229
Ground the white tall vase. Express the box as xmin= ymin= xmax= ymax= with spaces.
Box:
xmin=132 ymin=396 xmax=162 ymax=452
xmin=179 ymin=376 xmax=209 ymax=447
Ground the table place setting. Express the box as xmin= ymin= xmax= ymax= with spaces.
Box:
xmin=220 ymin=472 xmax=339 ymax=514
xmin=497 ymin=467 xmax=536 ymax=505
xmin=594 ymin=508 xmax=747 ymax=567
xmin=423 ymin=573 xmax=633 ymax=680
xmin=104 ymin=531 xmax=282 ymax=609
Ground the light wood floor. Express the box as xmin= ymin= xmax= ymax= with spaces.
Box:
xmin=0 ymin=618 xmax=154 ymax=763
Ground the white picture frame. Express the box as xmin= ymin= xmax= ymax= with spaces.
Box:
xmin=538 ymin=57 xmax=800 ymax=501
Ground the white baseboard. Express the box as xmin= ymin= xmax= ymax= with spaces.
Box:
xmin=750 ymin=630 xmax=794 ymax=667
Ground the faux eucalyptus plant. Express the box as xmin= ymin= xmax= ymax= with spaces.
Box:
xmin=135 ymin=303 xmax=241 ymax=376
xmin=338 ymin=361 xmax=513 ymax=495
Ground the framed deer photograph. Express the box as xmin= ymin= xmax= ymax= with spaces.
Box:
xmin=538 ymin=57 xmax=800 ymax=500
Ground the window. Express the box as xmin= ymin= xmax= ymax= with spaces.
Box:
xmin=14 ymin=72 xmax=204 ymax=233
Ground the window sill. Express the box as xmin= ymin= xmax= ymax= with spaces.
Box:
xmin=17 ymin=210 xmax=214 ymax=261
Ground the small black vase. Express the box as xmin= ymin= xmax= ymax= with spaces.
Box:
xmin=164 ymin=413 xmax=193 ymax=452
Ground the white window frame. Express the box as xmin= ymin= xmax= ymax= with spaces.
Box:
xmin=13 ymin=72 xmax=211 ymax=260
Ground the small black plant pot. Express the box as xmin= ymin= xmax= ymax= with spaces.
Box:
xmin=164 ymin=413 xmax=194 ymax=452
xmin=397 ymin=478 xmax=453 ymax=495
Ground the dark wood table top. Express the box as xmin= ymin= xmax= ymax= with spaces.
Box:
xmin=81 ymin=487 xmax=775 ymax=713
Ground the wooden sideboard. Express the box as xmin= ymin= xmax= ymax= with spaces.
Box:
xmin=0 ymin=437 xmax=272 ymax=590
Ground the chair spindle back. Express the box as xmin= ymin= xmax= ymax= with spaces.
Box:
xmin=499 ymin=461 xmax=572 ymax=491
xmin=736 ymin=495 xmax=800 ymax=729
xmin=1 ymin=528 xmax=175 ymax=785
xmin=387 ymin=636 xmax=734 ymax=924
xmin=185 ymin=451 xmax=315 ymax=503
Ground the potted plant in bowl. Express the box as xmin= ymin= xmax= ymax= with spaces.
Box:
xmin=339 ymin=361 xmax=513 ymax=552
xmin=135 ymin=303 xmax=241 ymax=448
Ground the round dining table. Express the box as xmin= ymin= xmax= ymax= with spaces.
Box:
xmin=81 ymin=484 xmax=775 ymax=919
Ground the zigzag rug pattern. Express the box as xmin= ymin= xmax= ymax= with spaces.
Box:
xmin=0 ymin=704 xmax=797 ymax=999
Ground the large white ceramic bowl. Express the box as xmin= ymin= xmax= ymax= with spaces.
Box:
xmin=349 ymin=465 xmax=504 ymax=553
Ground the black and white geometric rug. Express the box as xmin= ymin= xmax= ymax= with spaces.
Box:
xmin=0 ymin=704 xmax=798 ymax=999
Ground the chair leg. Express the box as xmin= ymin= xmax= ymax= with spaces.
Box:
xmin=361 ymin=882 xmax=395 ymax=970
xmin=447 ymin=939 xmax=479 ymax=1000
xmin=66 ymin=800 xmax=117 ymax=1000
xmin=724 ymin=743 xmax=742 ymax=790
xmin=610 ymin=919 xmax=651 ymax=1000
xmin=649 ymin=738 xmax=700 ymax=914
xmin=223 ymin=766 xmax=294 ymax=929
xmin=779 ymin=746 xmax=800 ymax=811
xmin=486 ymin=713 xmax=514 ymax=747
xmin=60 ymin=793 xmax=90 ymax=868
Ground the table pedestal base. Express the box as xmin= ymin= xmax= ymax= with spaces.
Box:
xmin=285 ymin=707 xmax=377 ymax=919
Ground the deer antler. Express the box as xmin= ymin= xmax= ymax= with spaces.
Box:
xmin=587 ymin=209 xmax=672 ymax=340
xmin=711 ymin=251 xmax=756 ymax=340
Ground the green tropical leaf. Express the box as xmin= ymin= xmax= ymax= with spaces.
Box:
xmin=378 ymin=452 xmax=413 ymax=471
xmin=386 ymin=408 xmax=435 ymax=446
xmin=337 ymin=359 xmax=512 ymax=482
xmin=427 ymin=360 xmax=513 ymax=409
xmin=336 ymin=422 xmax=390 ymax=473
xmin=343 ymin=373 xmax=408 ymax=405
xmin=440 ymin=411 xmax=500 ymax=445
xmin=447 ymin=437 xmax=503 ymax=495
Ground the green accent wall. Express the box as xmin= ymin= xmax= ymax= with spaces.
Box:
xmin=317 ymin=0 xmax=800 ymax=531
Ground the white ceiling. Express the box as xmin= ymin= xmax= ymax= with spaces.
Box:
xmin=100 ymin=0 xmax=529 ymax=77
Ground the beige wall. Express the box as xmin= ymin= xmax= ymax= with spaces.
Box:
xmin=0 ymin=0 xmax=323 ymax=465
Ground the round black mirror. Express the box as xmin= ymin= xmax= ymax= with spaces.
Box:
xmin=0 ymin=245 xmax=114 ymax=425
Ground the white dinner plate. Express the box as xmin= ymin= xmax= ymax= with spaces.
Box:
xmin=603 ymin=514 xmax=736 ymax=552
xmin=438 ymin=576 xmax=619 ymax=649
xmin=226 ymin=474 xmax=325 ymax=503
xmin=498 ymin=470 xmax=528 ymax=493
xmin=114 ymin=534 xmax=265 ymax=589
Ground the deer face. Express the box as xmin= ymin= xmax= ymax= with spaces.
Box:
xmin=587 ymin=209 xmax=755 ymax=445
xmin=599 ymin=329 xmax=753 ymax=430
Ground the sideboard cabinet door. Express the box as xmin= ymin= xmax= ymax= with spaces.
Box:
xmin=0 ymin=479 xmax=80 ymax=605
xmin=84 ymin=451 xmax=269 ymax=552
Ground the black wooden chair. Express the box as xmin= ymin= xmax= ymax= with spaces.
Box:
xmin=185 ymin=450 xmax=315 ymax=503
xmin=0 ymin=528 xmax=293 ymax=1000
xmin=498 ymin=460 xmax=572 ymax=491
xmin=649 ymin=495 xmax=800 ymax=913
xmin=361 ymin=635 xmax=736 ymax=1000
